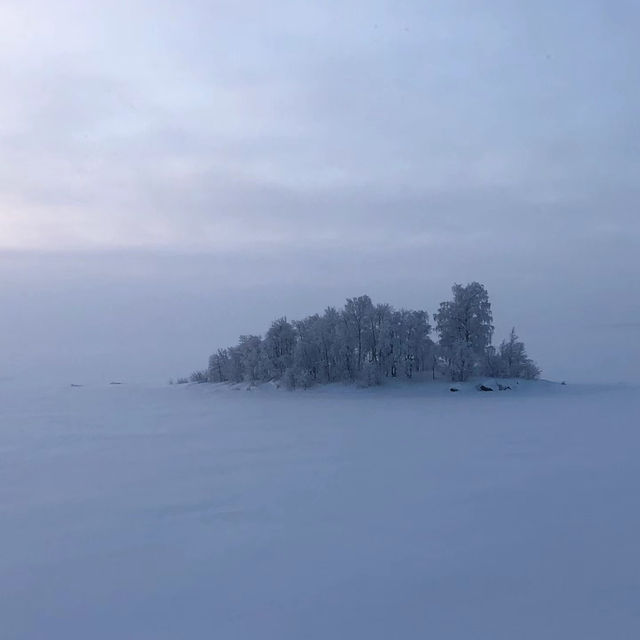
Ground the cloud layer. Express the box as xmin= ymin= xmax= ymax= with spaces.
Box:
xmin=2 ymin=0 xmax=639 ymax=250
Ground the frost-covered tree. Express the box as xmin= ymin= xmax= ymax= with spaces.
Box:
xmin=317 ymin=307 xmax=342 ymax=383
xmin=226 ymin=345 xmax=245 ymax=383
xmin=435 ymin=282 xmax=494 ymax=381
xmin=342 ymin=295 xmax=374 ymax=375
xmin=189 ymin=369 xmax=208 ymax=383
xmin=376 ymin=304 xmax=398 ymax=377
xmin=291 ymin=314 xmax=323 ymax=387
xmin=208 ymin=348 xmax=230 ymax=382
xmin=497 ymin=328 xmax=541 ymax=379
xmin=237 ymin=335 xmax=263 ymax=382
xmin=401 ymin=309 xmax=433 ymax=377
xmin=482 ymin=345 xmax=503 ymax=378
xmin=263 ymin=318 xmax=295 ymax=379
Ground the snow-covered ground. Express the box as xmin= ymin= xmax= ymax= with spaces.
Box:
xmin=1 ymin=380 xmax=639 ymax=639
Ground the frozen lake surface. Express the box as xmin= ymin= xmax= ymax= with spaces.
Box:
xmin=1 ymin=381 xmax=639 ymax=639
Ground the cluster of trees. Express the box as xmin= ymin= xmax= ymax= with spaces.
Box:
xmin=188 ymin=283 xmax=540 ymax=387
xmin=433 ymin=283 xmax=540 ymax=382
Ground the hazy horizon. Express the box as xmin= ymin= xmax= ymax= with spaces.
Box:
xmin=1 ymin=247 xmax=637 ymax=386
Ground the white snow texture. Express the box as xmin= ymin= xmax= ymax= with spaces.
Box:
xmin=1 ymin=380 xmax=639 ymax=639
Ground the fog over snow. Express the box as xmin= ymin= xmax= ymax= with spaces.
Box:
xmin=1 ymin=0 xmax=639 ymax=384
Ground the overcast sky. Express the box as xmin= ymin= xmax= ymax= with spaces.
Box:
xmin=1 ymin=0 xmax=639 ymax=385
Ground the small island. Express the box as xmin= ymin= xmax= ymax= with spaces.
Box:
xmin=184 ymin=282 xmax=540 ymax=389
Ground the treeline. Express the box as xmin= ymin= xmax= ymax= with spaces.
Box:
xmin=188 ymin=283 xmax=540 ymax=388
